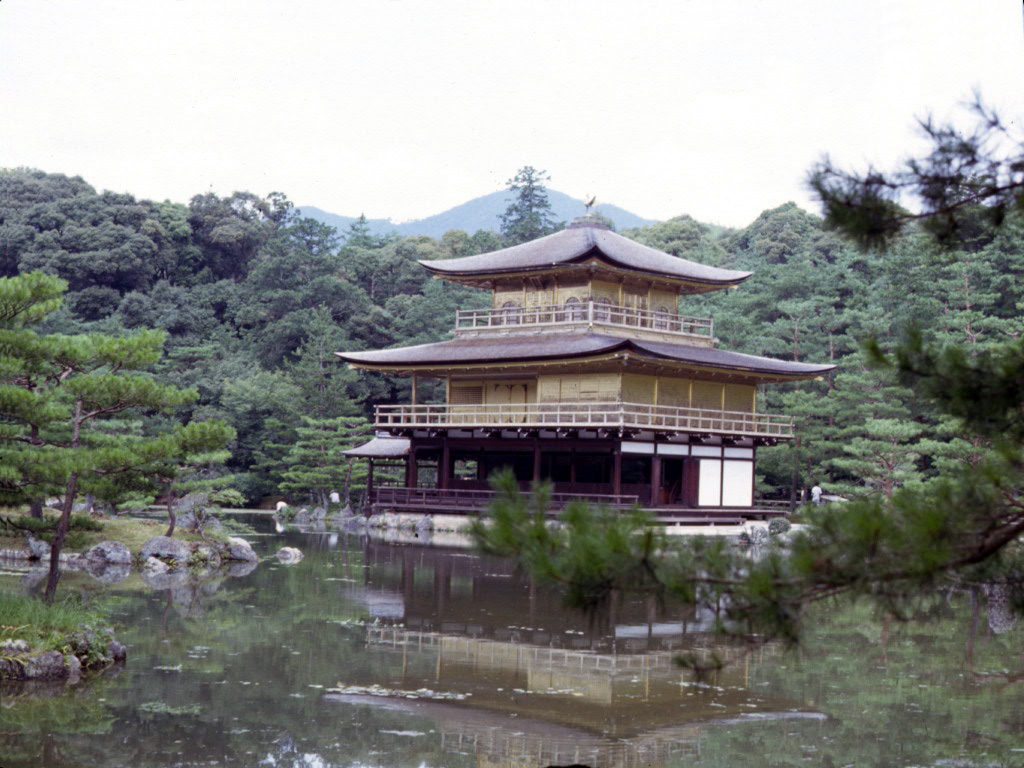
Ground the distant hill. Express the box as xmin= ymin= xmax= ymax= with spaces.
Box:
xmin=297 ymin=189 xmax=658 ymax=240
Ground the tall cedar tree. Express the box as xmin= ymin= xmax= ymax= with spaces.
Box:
xmin=499 ymin=167 xmax=560 ymax=245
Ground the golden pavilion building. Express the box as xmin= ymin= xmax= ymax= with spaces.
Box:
xmin=338 ymin=216 xmax=833 ymax=522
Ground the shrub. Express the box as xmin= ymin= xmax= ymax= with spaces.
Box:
xmin=769 ymin=517 xmax=792 ymax=536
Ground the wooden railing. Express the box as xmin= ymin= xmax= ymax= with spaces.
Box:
xmin=373 ymin=486 xmax=640 ymax=512
xmin=375 ymin=401 xmax=793 ymax=438
xmin=454 ymin=301 xmax=713 ymax=339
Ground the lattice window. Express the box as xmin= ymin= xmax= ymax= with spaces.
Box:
xmin=450 ymin=385 xmax=483 ymax=405
xmin=691 ymin=381 xmax=723 ymax=411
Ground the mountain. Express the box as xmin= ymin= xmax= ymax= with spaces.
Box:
xmin=297 ymin=190 xmax=658 ymax=240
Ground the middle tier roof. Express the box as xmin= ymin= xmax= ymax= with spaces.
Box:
xmin=337 ymin=332 xmax=834 ymax=384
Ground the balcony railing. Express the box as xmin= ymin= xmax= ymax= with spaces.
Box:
xmin=454 ymin=302 xmax=713 ymax=339
xmin=375 ymin=401 xmax=793 ymax=438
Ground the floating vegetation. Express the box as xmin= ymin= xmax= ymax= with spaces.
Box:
xmin=325 ymin=683 xmax=470 ymax=701
xmin=139 ymin=701 xmax=201 ymax=716
xmin=152 ymin=664 xmax=182 ymax=672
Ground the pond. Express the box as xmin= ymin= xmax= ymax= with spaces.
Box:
xmin=3 ymin=518 xmax=1024 ymax=767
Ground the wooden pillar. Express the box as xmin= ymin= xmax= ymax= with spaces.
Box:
xmin=532 ymin=439 xmax=542 ymax=484
xmin=651 ymin=454 xmax=662 ymax=507
xmin=439 ymin=437 xmax=450 ymax=490
xmin=407 ymin=448 xmax=418 ymax=489
xmin=367 ymin=458 xmax=375 ymax=499
xmin=411 ymin=374 xmax=418 ymax=406
xmin=612 ymin=449 xmax=622 ymax=496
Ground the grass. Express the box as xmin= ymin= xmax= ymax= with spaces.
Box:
xmin=0 ymin=591 xmax=109 ymax=654
xmin=0 ymin=506 xmax=226 ymax=555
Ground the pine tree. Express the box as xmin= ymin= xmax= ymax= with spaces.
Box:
xmin=278 ymin=416 xmax=372 ymax=507
xmin=0 ymin=272 xmax=233 ymax=601
xmin=499 ymin=167 xmax=560 ymax=245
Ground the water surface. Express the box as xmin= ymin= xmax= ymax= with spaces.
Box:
xmin=3 ymin=520 xmax=1024 ymax=767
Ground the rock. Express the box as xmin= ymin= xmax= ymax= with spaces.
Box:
xmin=1 ymin=638 xmax=30 ymax=654
xmin=108 ymin=640 xmax=127 ymax=663
xmin=141 ymin=568 xmax=190 ymax=590
xmin=86 ymin=540 xmax=132 ymax=565
xmin=84 ymin=561 xmax=130 ymax=585
xmin=224 ymin=536 xmax=258 ymax=562
xmin=25 ymin=534 xmax=50 ymax=561
xmin=62 ymin=553 xmax=87 ymax=569
xmin=140 ymin=536 xmax=190 ymax=564
xmin=276 ymin=547 xmax=304 ymax=564
xmin=225 ymin=559 xmax=258 ymax=578
xmin=193 ymin=543 xmax=221 ymax=566
xmin=65 ymin=652 xmax=82 ymax=681
xmin=20 ymin=651 xmax=68 ymax=680
xmin=749 ymin=525 xmax=770 ymax=546
xmin=293 ymin=509 xmax=311 ymax=525
xmin=142 ymin=556 xmax=169 ymax=574
xmin=312 ymin=506 xmax=326 ymax=520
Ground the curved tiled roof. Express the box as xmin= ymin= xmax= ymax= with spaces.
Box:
xmin=342 ymin=436 xmax=410 ymax=458
xmin=337 ymin=333 xmax=834 ymax=379
xmin=419 ymin=222 xmax=751 ymax=286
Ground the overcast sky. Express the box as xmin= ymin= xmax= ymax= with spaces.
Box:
xmin=2 ymin=1 xmax=1022 ymax=227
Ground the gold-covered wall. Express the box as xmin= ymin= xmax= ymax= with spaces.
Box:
xmin=537 ymin=373 xmax=620 ymax=402
xmin=491 ymin=278 xmax=681 ymax=309
xmin=449 ymin=374 xmax=756 ymax=411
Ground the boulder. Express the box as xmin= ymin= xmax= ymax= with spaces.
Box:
xmin=84 ymin=561 xmax=131 ymax=585
xmin=25 ymin=534 xmax=50 ymax=561
xmin=312 ymin=506 xmax=326 ymax=520
xmin=86 ymin=540 xmax=132 ymax=565
xmin=140 ymin=536 xmax=190 ymax=564
xmin=193 ymin=543 xmax=221 ymax=566
xmin=141 ymin=567 xmax=190 ymax=590
xmin=293 ymin=508 xmax=310 ymax=525
xmin=276 ymin=547 xmax=304 ymax=564
xmin=65 ymin=652 xmax=82 ymax=681
xmin=748 ymin=525 xmax=770 ymax=546
xmin=62 ymin=552 xmax=87 ymax=570
xmin=142 ymin=556 xmax=169 ymax=574
xmin=224 ymin=536 xmax=258 ymax=562
xmin=108 ymin=640 xmax=127 ymax=663
xmin=19 ymin=651 xmax=68 ymax=680
xmin=1 ymin=638 xmax=29 ymax=654
xmin=225 ymin=559 xmax=258 ymax=578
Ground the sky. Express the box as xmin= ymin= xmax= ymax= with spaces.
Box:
xmin=2 ymin=0 xmax=1022 ymax=227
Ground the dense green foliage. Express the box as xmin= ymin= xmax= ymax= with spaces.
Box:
xmin=4 ymin=154 xmax=1023 ymax=507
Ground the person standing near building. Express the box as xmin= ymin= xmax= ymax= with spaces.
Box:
xmin=811 ymin=484 xmax=823 ymax=506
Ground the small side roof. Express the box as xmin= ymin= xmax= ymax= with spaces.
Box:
xmin=419 ymin=220 xmax=751 ymax=287
xmin=342 ymin=436 xmax=410 ymax=458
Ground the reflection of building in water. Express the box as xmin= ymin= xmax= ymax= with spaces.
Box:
xmin=328 ymin=542 xmax=820 ymax=768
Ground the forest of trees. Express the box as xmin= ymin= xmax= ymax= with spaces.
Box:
xmin=2 ymin=163 xmax=1022 ymax=509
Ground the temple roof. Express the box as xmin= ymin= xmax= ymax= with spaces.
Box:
xmin=337 ymin=332 xmax=834 ymax=380
xmin=419 ymin=220 xmax=751 ymax=287
xmin=342 ymin=436 xmax=410 ymax=458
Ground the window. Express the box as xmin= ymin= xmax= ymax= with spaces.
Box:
xmin=502 ymin=301 xmax=520 ymax=325
xmin=565 ymin=296 xmax=584 ymax=321
xmin=654 ymin=306 xmax=671 ymax=330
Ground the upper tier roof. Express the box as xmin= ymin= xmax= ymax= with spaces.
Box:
xmin=419 ymin=219 xmax=751 ymax=287
xmin=337 ymin=332 xmax=834 ymax=381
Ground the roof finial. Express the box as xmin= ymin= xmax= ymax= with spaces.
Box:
xmin=583 ymin=194 xmax=597 ymax=212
